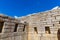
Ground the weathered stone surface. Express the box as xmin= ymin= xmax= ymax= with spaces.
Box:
xmin=1 ymin=6 xmax=60 ymax=40
xmin=19 ymin=7 xmax=60 ymax=40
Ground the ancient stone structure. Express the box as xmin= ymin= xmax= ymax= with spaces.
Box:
xmin=0 ymin=14 xmax=26 ymax=40
xmin=0 ymin=6 xmax=60 ymax=40
xmin=19 ymin=6 xmax=60 ymax=40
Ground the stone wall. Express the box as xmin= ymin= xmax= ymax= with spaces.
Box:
xmin=0 ymin=15 xmax=25 ymax=40
xmin=0 ymin=8 xmax=60 ymax=40
xmin=19 ymin=8 xmax=60 ymax=40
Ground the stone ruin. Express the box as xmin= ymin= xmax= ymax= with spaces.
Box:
xmin=0 ymin=14 xmax=26 ymax=40
xmin=19 ymin=6 xmax=60 ymax=40
xmin=0 ymin=6 xmax=60 ymax=40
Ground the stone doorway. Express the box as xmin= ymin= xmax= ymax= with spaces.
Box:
xmin=57 ymin=29 xmax=60 ymax=40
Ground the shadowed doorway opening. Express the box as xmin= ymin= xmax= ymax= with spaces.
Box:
xmin=57 ymin=29 xmax=60 ymax=40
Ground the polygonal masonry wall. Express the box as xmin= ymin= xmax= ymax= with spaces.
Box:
xmin=1 ymin=6 xmax=60 ymax=40
xmin=0 ymin=14 xmax=27 ymax=40
xmin=19 ymin=7 xmax=60 ymax=40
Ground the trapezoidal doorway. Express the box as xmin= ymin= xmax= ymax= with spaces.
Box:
xmin=57 ymin=28 xmax=60 ymax=40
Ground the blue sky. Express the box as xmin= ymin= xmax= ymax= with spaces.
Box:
xmin=0 ymin=0 xmax=60 ymax=17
